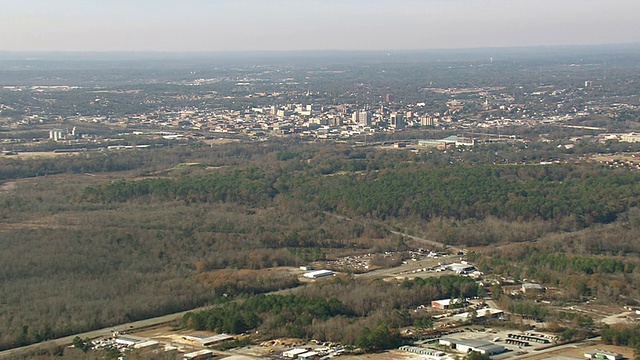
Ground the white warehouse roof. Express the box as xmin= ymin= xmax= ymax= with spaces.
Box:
xmin=303 ymin=270 xmax=335 ymax=279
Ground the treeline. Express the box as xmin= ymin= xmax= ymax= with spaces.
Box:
xmin=521 ymin=252 xmax=635 ymax=275
xmin=182 ymin=276 xmax=479 ymax=346
xmin=82 ymin=167 xmax=278 ymax=207
xmin=0 ymin=151 xmax=146 ymax=180
xmin=183 ymin=294 xmax=348 ymax=335
xmin=82 ymin=159 xmax=640 ymax=230
xmin=195 ymin=269 xmax=300 ymax=295
xmin=0 ymin=144 xmax=217 ymax=181
xmin=296 ymin=275 xmax=481 ymax=318
xmin=312 ymin=164 xmax=640 ymax=225
xmin=0 ymin=139 xmax=311 ymax=181
xmin=602 ymin=325 xmax=640 ymax=348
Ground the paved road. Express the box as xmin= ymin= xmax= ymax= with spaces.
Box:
xmin=387 ymin=229 xmax=464 ymax=254
xmin=0 ymin=306 xmax=213 ymax=359
xmin=1 ymin=213 xmax=463 ymax=358
xmin=325 ymin=211 xmax=464 ymax=253
xmin=503 ymin=336 xmax=601 ymax=359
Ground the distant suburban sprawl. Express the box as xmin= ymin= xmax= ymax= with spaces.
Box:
xmin=2 ymin=46 xmax=640 ymax=360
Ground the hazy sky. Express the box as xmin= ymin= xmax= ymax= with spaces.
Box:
xmin=0 ymin=0 xmax=638 ymax=52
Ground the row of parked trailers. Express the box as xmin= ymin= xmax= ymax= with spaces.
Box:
xmin=505 ymin=339 xmax=530 ymax=347
xmin=507 ymin=333 xmax=550 ymax=344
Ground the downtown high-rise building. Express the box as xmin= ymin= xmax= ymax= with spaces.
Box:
xmin=352 ymin=110 xmax=372 ymax=126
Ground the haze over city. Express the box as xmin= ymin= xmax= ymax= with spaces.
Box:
xmin=5 ymin=1 xmax=640 ymax=359
xmin=1 ymin=0 xmax=639 ymax=52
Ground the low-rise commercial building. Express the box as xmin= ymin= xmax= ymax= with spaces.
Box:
xmin=283 ymin=348 xmax=309 ymax=358
xmin=431 ymin=298 xmax=467 ymax=310
xmin=183 ymin=349 xmax=214 ymax=360
xmin=439 ymin=338 xmax=505 ymax=356
xmin=303 ymin=270 xmax=335 ymax=279
xmin=584 ymin=349 xmax=623 ymax=360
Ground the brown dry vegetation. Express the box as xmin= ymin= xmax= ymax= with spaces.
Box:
xmin=2 ymin=140 xmax=640 ymax=353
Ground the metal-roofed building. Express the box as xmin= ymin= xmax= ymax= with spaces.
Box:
xmin=283 ymin=348 xmax=309 ymax=358
xmin=183 ymin=349 xmax=214 ymax=360
xmin=522 ymin=283 xmax=545 ymax=294
xmin=439 ymin=337 xmax=505 ymax=355
xmin=431 ymin=298 xmax=468 ymax=310
xmin=584 ymin=349 xmax=623 ymax=360
xmin=303 ymin=270 xmax=335 ymax=279
xmin=298 ymin=350 xmax=319 ymax=360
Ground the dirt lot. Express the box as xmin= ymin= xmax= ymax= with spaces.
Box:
xmin=339 ymin=350 xmax=425 ymax=360
xmin=0 ymin=181 xmax=16 ymax=192
xmin=518 ymin=343 xmax=633 ymax=359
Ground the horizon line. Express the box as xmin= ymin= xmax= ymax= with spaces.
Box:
xmin=1 ymin=42 xmax=639 ymax=55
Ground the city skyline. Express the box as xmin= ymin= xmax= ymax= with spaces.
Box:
xmin=0 ymin=0 xmax=639 ymax=52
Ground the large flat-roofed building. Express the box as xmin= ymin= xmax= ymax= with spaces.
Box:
xmin=419 ymin=135 xmax=475 ymax=149
xmin=452 ymin=308 xmax=504 ymax=321
xmin=439 ymin=338 xmax=505 ymax=355
xmin=283 ymin=348 xmax=309 ymax=358
xmin=183 ymin=349 xmax=214 ymax=360
xmin=115 ymin=336 xmax=144 ymax=347
xmin=448 ymin=263 xmax=476 ymax=274
xmin=431 ymin=298 xmax=467 ymax=310
xmin=303 ymin=270 xmax=335 ymax=279
xmin=183 ymin=333 xmax=234 ymax=346
xmin=400 ymin=346 xmax=447 ymax=359
xmin=522 ymin=283 xmax=545 ymax=294
xmin=298 ymin=350 xmax=319 ymax=360
xmin=584 ymin=349 xmax=623 ymax=360
xmin=133 ymin=340 xmax=159 ymax=349
xmin=198 ymin=334 xmax=234 ymax=346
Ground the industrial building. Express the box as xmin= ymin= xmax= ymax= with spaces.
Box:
xmin=298 ymin=350 xmax=319 ymax=360
xmin=399 ymin=346 xmax=447 ymax=359
xmin=452 ymin=308 xmax=504 ymax=321
xmin=133 ymin=340 xmax=159 ymax=349
xmin=418 ymin=135 xmax=475 ymax=149
xmin=183 ymin=349 xmax=214 ymax=360
xmin=447 ymin=263 xmax=476 ymax=274
xmin=283 ymin=348 xmax=310 ymax=358
xmin=521 ymin=283 xmax=545 ymax=294
xmin=584 ymin=349 xmax=623 ymax=360
xmin=431 ymin=298 xmax=468 ymax=310
xmin=183 ymin=333 xmax=234 ymax=346
xmin=303 ymin=269 xmax=335 ymax=279
xmin=439 ymin=338 xmax=505 ymax=356
xmin=114 ymin=336 xmax=144 ymax=347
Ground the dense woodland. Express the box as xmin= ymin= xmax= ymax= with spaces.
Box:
xmin=2 ymin=139 xmax=640 ymax=352
xmin=182 ymin=275 xmax=480 ymax=346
